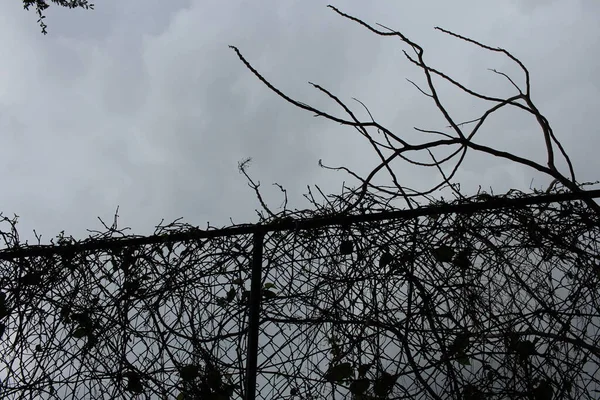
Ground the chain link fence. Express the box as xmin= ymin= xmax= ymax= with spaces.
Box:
xmin=1 ymin=187 xmax=599 ymax=399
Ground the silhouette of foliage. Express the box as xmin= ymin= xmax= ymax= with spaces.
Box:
xmin=23 ymin=0 xmax=94 ymax=34
xmin=2 ymin=5 xmax=600 ymax=400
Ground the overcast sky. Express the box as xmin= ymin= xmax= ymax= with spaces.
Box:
xmin=0 ymin=0 xmax=598 ymax=245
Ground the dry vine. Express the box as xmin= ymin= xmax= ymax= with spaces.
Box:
xmin=0 ymin=5 xmax=599 ymax=400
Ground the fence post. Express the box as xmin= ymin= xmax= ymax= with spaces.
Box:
xmin=245 ymin=231 xmax=264 ymax=400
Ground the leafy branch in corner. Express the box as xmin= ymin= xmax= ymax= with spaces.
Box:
xmin=23 ymin=0 xmax=94 ymax=34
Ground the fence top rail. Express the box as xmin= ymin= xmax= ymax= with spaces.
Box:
xmin=0 ymin=189 xmax=599 ymax=261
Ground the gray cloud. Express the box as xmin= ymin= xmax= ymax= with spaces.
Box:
xmin=0 ymin=0 xmax=598 ymax=243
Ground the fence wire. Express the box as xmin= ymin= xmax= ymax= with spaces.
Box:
xmin=0 ymin=187 xmax=599 ymax=399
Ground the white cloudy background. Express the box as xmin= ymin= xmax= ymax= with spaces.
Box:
xmin=0 ymin=0 xmax=599 ymax=244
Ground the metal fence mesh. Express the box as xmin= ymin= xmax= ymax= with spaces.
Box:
xmin=1 ymin=189 xmax=599 ymax=399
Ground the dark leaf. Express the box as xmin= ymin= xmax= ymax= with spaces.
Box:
xmin=448 ymin=332 xmax=470 ymax=356
xmin=262 ymin=289 xmax=277 ymax=300
xmin=340 ymin=240 xmax=353 ymax=255
xmin=379 ymin=252 xmax=393 ymax=268
xmin=121 ymin=250 xmax=135 ymax=273
xmin=59 ymin=305 xmax=71 ymax=323
xmin=71 ymin=312 xmax=92 ymax=326
xmin=533 ymin=379 xmax=553 ymax=400
xmin=223 ymin=383 xmax=235 ymax=396
xmin=124 ymin=279 xmax=140 ymax=294
xmin=324 ymin=362 xmax=353 ymax=382
xmin=515 ymin=340 xmax=537 ymax=359
xmin=206 ymin=368 xmax=222 ymax=388
xmin=125 ymin=371 xmax=143 ymax=393
xmin=180 ymin=364 xmax=199 ymax=382
xmin=373 ymin=372 xmax=397 ymax=397
xmin=20 ymin=272 xmax=42 ymax=286
xmin=432 ymin=245 xmax=454 ymax=263
xmin=72 ymin=326 xmax=88 ymax=339
xmin=86 ymin=334 xmax=98 ymax=349
xmin=61 ymin=253 xmax=75 ymax=271
xmin=399 ymin=250 xmax=415 ymax=264
xmin=456 ymin=353 xmax=470 ymax=365
xmin=349 ymin=378 xmax=370 ymax=395
xmin=564 ymin=379 xmax=572 ymax=393
xmin=463 ymin=383 xmax=483 ymax=400
xmin=358 ymin=363 xmax=372 ymax=377
xmin=226 ymin=287 xmax=236 ymax=302
xmin=453 ymin=249 xmax=471 ymax=269
xmin=216 ymin=298 xmax=227 ymax=307
xmin=0 ymin=292 xmax=7 ymax=319
xmin=331 ymin=341 xmax=341 ymax=359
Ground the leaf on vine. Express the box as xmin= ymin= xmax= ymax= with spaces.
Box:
xmin=456 ymin=353 xmax=470 ymax=365
xmin=324 ymin=362 xmax=353 ymax=382
xmin=226 ymin=287 xmax=236 ymax=302
xmin=59 ymin=305 xmax=71 ymax=323
xmin=463 ymin=383 xmax=483 ymax=400
xmin=72 ymin=326 xmax=87 ymax=339
xmin=533 ymin=379 xmax=553 ymax=400
xmin=515 ymin=339 xmax=537 ymax=359
xmin=448 ymin=332 xmax=470 ymax=356
xmin=223 ymin=383 xmax=235 ymax=396
xmin=453 ymin=249 xmax=471 ymax=269
xmin=263 ymin=282 xmax=276 ymax=290
xmin=125 ymin=371 xmax=143 ymax=393
xmin=0 ymin=292 xmax=7 ymax=319
xmin=121 ymin=250 xmax=136 ymax=273
xmin=20 ymin=272 xmax=42 ymax=286
xmin=340 ymin=240 xmax=353 ymax=255
xmin=330 ymin=341 xmax=341 ymax=360
xmin=399 ymin=250 xmax=415 ymax=264
xmin=262 ymin=289 xmax=277 ymax=300
xmin=124 ymin=279 xmax=140 ymax=294
xmin=349 ymin=378 xmax=370 ymax=395
xmin=379 ymin=252 xmax=393 ymax=268
xmin=180 ymin=364 xmax=199 ymax=382
xmin=373 ymin=372 xmax=397 ymax=397
xmin=432 ymin=245 xmax=454 ymax=263
xmin=206 ymin=368 xmax=223 ymax=389
xmin=71 ymin=312 xmax=90 ymax=324
xmin=216 ymin=298 xmax=227 ymax=307
xmin=358 ymin=363 xmax=372 ymax=377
